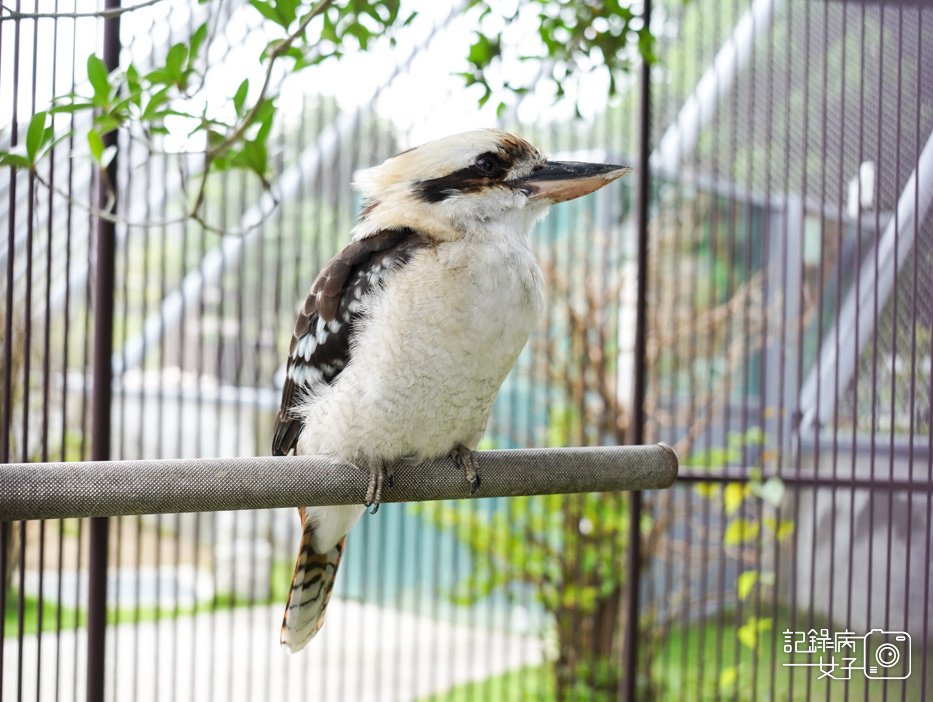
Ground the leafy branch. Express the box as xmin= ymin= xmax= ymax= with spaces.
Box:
xmin=1 ymin=0 xmax=659 ymax=234
xmin=1 ymin=0 xmax=409 ymax=233
xmin=687 ymin=429 xmax=794 ymax=697
xmin=462 ymin=0 xmax=655 ymax=115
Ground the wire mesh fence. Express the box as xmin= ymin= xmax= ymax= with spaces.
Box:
xmin=2 ymin=0 xmax=932 ymax=700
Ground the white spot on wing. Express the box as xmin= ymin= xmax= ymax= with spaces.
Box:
xmin=293 ymin=334 xmax=318 ymax=360
xmin=288 ymin=364 xmax=324 ymax=385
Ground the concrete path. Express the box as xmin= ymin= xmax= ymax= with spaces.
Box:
xmin=3 ymin=599 xmax=544 ymax=701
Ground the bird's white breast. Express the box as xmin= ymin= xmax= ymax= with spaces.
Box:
xmin=297 ymin=229 xmax=544 ymax=464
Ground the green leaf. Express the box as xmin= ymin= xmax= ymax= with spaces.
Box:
xmin=251 ymin=98 xmax=276 ymax=126
xmin=142 ymin=87 xmax=171 ymax=121
xmin=26 ymin=111 xmax=49 ymax=162
xmin=750 ymin=476 xmax=785 ymax=507
xmin=737 ymin=570 xmax=758 ymax=601
xmin=207 ymin=129 xmax=225 ymax=148
xmin=87 ymin=129 xmax=105 ymax=163
xmin=189 ymin=23 xmax=208 ymax=62
xmin=274 ymin=0 xmax=301 ymax=29
xmin=110 ymin=94 xmax=137 ymax=118
xmin=723 ymin=518 xmax=759 ymax=546
xmin=232 ymin=139 xmax=267 ymax=176
xmin=467 ymin=32 xmax=501 ymax=68
xmin=233 ymin=79 xmax=249 ymax=115
xmin=737 ymin=620 xmax=757 ymax=650
xmin=93 ymin=112 xmax=123 ymax=134
xmin=723 ymin=482 xmax=744 ymax=515
xmin=145 ymin=68 xmax=175 ymax=86
xmin=737 ymin=616 xmax=772 ymax=651
xmin=125 ymin=63 xmax=140 ymax=88
xmin=165 ymin=43 xmax=189 ymax=84
xmin=719 ymin=666 xmax=737 ymax=692
xmin=49 ymin=100 xmax=95 ymax=114
xmin=100 ymin=144 xmax=117 ymax=169
xmin=743 ymin=426 xmax=767 ymax=446
xmin=251 ymin=98 xmax=276 ymax=142
xmin=762 ymin=516 xmax=794 ymax=541
xmin=284 ymin=46 xmax=307 ymax=69
xmin=250 ymin=0 xmax=282 ymax=26
xmin=345 ymin=21 xmax=372 ymax=49
xmin=694 ymin=482 xmax=720 ymax=498
xmin=0 ymin=148 xmax=31 ymax=169
xmin=87 ymin=54 xmax=110 ymax=103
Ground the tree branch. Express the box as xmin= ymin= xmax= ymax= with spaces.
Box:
xmin=34 ymin=163 xmax=278 ymax=236
xmin=205 ymin=0 xmax=335 ymax=160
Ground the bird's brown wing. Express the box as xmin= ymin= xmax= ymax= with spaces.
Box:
xmin=271 ymin=228 xmax=427 ymax=456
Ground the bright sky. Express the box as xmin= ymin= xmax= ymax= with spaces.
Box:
xmin=1 ymin=0 xmax=636 ymax=152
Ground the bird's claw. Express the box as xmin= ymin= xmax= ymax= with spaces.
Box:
xmin=364 ymin=461 xmax=392 ymax=514
xmin=451 ymin=445 xmax=481 ymax=495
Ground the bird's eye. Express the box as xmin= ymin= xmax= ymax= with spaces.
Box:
xmin=474 ymin=155 xmax=501 ymax=177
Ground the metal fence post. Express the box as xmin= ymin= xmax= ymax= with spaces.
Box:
xmin=623 ymin=1 xmax=652 ymax=700
xmin=87 ymin=2 xmax=121 ymax=700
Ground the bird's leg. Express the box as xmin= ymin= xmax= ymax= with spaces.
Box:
xmin=450 ymin=445 xmax=481 ymax=495
xmin=364 ymin=460 xmax=389 ymax=514
xmin=384 ymin=462 xmax=395 ymax=488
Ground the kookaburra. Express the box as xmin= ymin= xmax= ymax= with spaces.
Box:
xmin=272 ymin=129 xmax=630 ymax=652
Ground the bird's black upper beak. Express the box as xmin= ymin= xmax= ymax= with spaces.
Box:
xmin=517 ymin=161 xmax=632 ymax=203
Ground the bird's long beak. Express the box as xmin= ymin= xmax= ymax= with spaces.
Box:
xmin=519 ymin=161 xmax=632 ymax=203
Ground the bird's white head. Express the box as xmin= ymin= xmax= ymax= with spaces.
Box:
xmin=351 ymin=129 xmax=631 ymax=242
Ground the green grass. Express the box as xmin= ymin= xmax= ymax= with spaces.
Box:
xmin=2 ymin=591 xmax=212 ymax=637
xmin=2 ymin=558 xmax=295 ymax=637
xmin=417 ymin=611 xmax=931 ymax=702
xmin=2 ymin=591 xmax=83 ymax=637
xmin=3 ymin=585 xmax=293 ymax=637
xmin=416 ymin=666 xmax=555 ymax=702
xmin=653 ymin=610 xmax=928 ymax=701
xmin=7 ymin=588 xmax=927 ymax=702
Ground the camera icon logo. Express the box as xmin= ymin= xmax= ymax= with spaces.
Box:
xmin=863 ymin=629 xmax=911 ymax=680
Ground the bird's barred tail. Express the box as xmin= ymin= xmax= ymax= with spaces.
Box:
xmin=280 ymin=509 xmax=346 ymax=653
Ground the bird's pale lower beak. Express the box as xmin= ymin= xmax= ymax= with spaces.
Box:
xmin=519 ymin=161 xmax=633 ymax=203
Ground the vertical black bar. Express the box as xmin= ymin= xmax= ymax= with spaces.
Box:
xmin=87 ymin=2 xmax=121 ymax=701
xmin=0 ymin=0 xmax=19 ymax=691
xmin=622 ymin=2 xmax=651 ymax=701
xmin=0 ymin=522 xmax=6 ymax=702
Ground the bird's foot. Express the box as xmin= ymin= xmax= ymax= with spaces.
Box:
xmin=364 ymin=461 xmax=391 ymax=514
xmin=450 ymin=445 xmax=481 ymax=495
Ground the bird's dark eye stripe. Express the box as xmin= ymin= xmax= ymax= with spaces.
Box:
xmin=415 ymin=154 xmax=511 ymax=203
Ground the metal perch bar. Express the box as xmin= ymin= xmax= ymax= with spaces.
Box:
xmin=0 ymin=445 xmax=678 ymax=521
